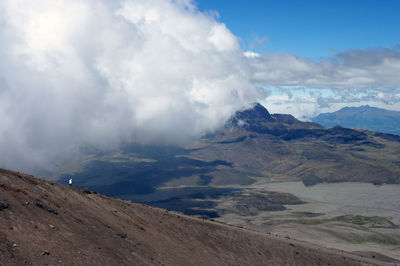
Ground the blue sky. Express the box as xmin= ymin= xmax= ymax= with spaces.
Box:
xmin=196 ymin=0 xmax=400 ymax=59
xmin=196 ymin=0 xmax=400 ymax=118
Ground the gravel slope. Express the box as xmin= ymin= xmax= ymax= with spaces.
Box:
xmin=0 ymin=168 xmax=394 ymax=265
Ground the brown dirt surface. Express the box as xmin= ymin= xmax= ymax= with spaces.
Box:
xmin=0 ymin=168 xmax=395 ymax=265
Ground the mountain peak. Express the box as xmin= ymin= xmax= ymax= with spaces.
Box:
xmin=229 ymin=103 xmax=275 ymax=127
xmin=225 ymin=103 xmax=324 ymax=134
xmin=245 ymin=102 xmax=274 ymax=120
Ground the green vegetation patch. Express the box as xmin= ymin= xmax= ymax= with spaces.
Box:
xmin=293 ymin=219 xmax=325 ymax=225
xmin=266 ymin=214 xmax=396 ymax=229
xmin=347 ymin=233 xmax=400 ymax=245
xmin=332 ymin=215 xmax=395 ymax=228
xmin=232 ymin=190 xmax=306 ymax=215
xmin=291 ymin=211 xmax=324 ymax=218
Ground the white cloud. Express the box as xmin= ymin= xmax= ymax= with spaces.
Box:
xmin=249 ymin=47 xmax=400 ymax=118
xmin=262 ymin=87 xmax=400 ymax=121
xmin=243 ymin=51 xmax=260 ymax=59
xmin=0 ymin=0 xmax=263 ymax=173
xmin=207 ymin=24 xmax=238 ymax=52
xmin=250 ymin=47 xmax=400 ymax=91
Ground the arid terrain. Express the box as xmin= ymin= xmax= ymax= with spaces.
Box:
xmin=1 ymin=168 xmax=398 ymax=265
xmin=216 ymin=181 xmax=400 ymax=261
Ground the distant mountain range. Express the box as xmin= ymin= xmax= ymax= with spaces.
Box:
xmin=312 ymin=105 xmax=400 ymax=136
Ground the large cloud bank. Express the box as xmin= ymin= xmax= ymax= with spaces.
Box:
xmin=0 ymin=0 xmax=262 ymax=172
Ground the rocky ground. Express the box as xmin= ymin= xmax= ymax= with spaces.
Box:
xmin=0 ymin=168 xmax=398 ymax=265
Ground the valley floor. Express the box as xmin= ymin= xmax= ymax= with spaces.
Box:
xmin=216 ymin=181 xmax=400 ymax=261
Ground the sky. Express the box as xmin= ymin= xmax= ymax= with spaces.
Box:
xmin=196 ymin=0 xmax=400 ymax=58
xmin=0 ymin=0 xmax=399 ymax=172
xmin=197 ymin=0 xmax=400 ymax=118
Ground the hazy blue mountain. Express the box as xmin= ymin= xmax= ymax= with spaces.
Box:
xmin=312 ymin=105 xmax=400 ymax=135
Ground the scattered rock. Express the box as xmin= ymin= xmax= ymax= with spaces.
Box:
xmin=13 ymin=243 xmax=17 ymax=247
xmin=0 ymin=201 xmax=9 ymax=211
xmin=41 ymin=250 xmax=50 ymax=256
xmin=49 ymin=224 xmax=55 ymax=229
xmin=0 ymin=184 xmax=27 ymax=194
xmin=117 ymin=233 xmax=127 ymax=239
xmin=23 ymin=201 xmax=29 ymax=206
xmin=35 ymin=200 xmax=58 ymax=215
xmin=83 ymin=188 xmax=92 ymax=194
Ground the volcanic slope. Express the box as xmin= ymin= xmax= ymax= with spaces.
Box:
xmin=0 ymin=168 xmax=391 ymax=265
xmin=185 ymin=103 xmax=400 ymax=186
xmin=62 ymin=103 xmax=400 ymax=200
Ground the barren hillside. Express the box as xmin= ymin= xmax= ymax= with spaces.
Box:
xmin=0 ymin=168 xmax=395 ymax=265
